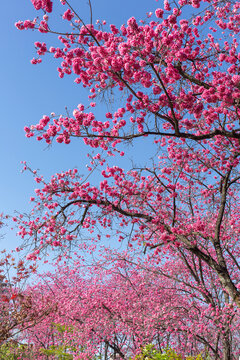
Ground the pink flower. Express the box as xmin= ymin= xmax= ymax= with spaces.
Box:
xmin=106 ymin=112 xmax=113 ymax=119
xmin=15 ymin=21 xmax=24 ymax=30
xmin=31 ymin=0 xmax=53 ymax=13
xmin=62 ymin=9 xmax=74 ymax=21
xmin=155 ymin=8 xmax=164 ymax=18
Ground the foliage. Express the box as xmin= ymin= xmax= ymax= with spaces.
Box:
xmin=133 ymin=344 xmax=205 ymax=360
xmin=0 ymin=342 xmax=31 ymax=359
xmin=40 ymin=323 xmax=77 ymax=360
xmin=41 ymin=345 xmax=74 ymax=359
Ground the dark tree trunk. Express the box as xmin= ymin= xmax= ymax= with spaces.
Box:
xmin=222 ymin=332 xmax=232 ymax=360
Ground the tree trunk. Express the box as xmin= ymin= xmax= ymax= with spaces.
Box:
xmin=222 ymin=331 xmax=232 ymax=360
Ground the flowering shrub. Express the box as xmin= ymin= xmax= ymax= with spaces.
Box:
xmin=133 ymin=344 xmax=205 ymax=360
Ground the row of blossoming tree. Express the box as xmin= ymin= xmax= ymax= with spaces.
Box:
xmin=4 ymin=0 xmax=240 ymax=358
xmin=17 ymin=250 xmax=239 ymax=359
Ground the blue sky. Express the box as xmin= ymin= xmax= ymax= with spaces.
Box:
xmin=0 ymin=0 xmax=160 ymax=251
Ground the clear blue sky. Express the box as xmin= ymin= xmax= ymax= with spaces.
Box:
xmin=0 ymin=0 xmax=160 ymax=251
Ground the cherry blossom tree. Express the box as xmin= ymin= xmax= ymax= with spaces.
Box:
xmin=0 ymin=248 xmax=54 ymax=348
xmin=15 ymin=0 xmax=240 ymax=359
xmin=20 ymin=251 xmax=240 ymax=359
xmin=0 ymin=216 xmax=54 ymax=350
